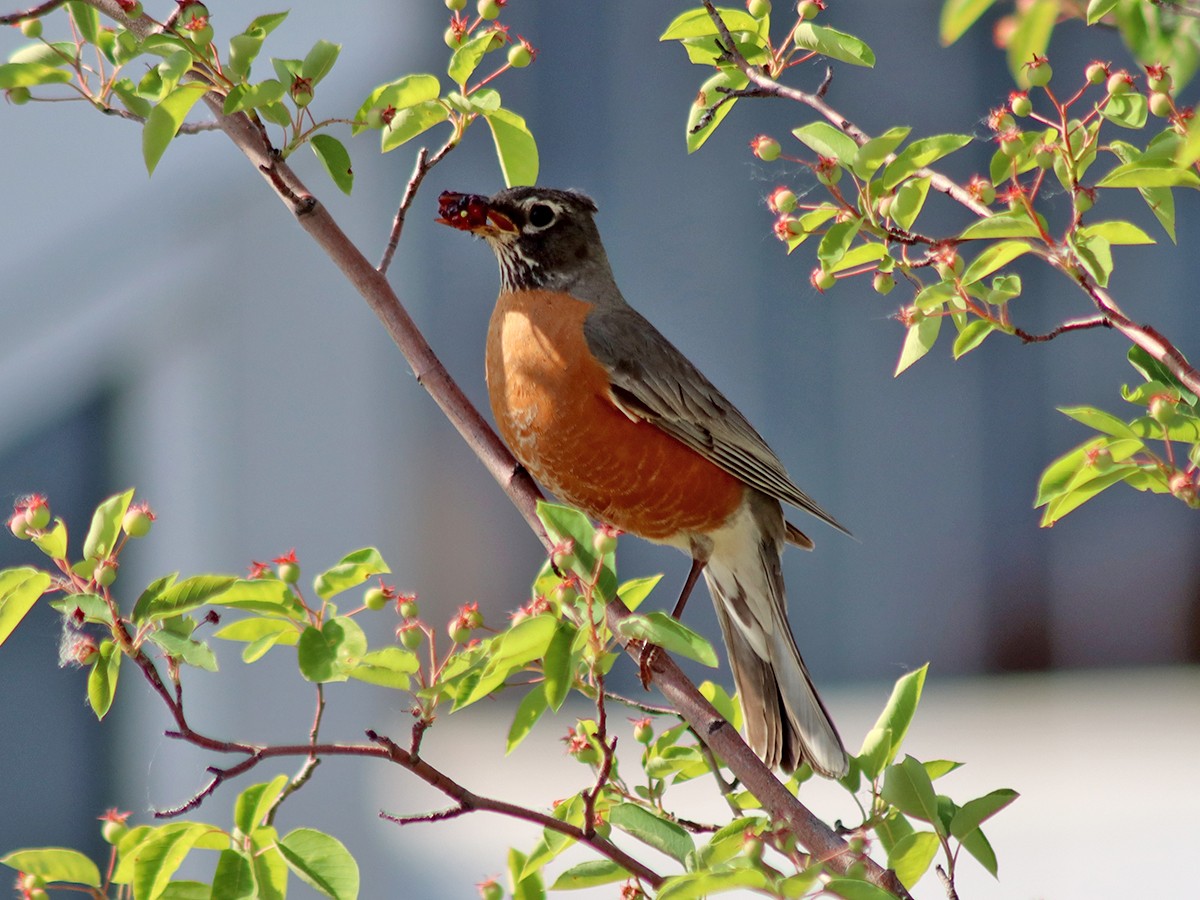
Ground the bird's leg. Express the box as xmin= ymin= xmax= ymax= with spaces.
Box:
xmin=638 ymin=557 xmax=706 ymax=688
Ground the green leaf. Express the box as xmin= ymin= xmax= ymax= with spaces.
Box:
xmin=484 ymin=107 xmax=539 ymax=187
xmin=310 ymin=134 xmax=353 ymax=195
xmin=301 ymin=40 xmax=340 ymax=85
xmin=1128 ymin=345 xmax=1198 ymax=404
xmin=614 ymin=611 xmax=718 ymax=667
xmin=953 ymin=319 xmax=998 ymax=359
xmin=657 ymin=868 xmax=770 ymax=900
xmin=888 ymin=830 xmax=940 ymax=890
xmin=881 ymin=756 xmax=942 ymax=832
xmin=1070 ymin=233 xmax=1113 ymax=287
xmin=609 ymin=803 xmax=694 ymax=864
xmin=866 ymin=665 xmax=926 ymax=768
xmin=277 ymin=829 xmax=359 ymax=900
xmin=143 ymin=82 xmax=211 ymax=175
xmin=507 ymin=683 xmax=548 ymax=754
xmin=792 ymin=121 xmax=859 ymax=165
xmin=537 ymin=502 xmax=616 ymax=600
xmin=549 ymin=859 xmax=627 ymax=890
xmin=0 ymin=62 xmax=72 ymax=88
xmin=852 ymin=126 xmax=910 ymax=180
xmin=686 ymin=67 xmax=749 ymax=153
xmin=297 ymin=616 xmax=368 ymax=683
xmin=508 ymin=848 xmax=545 ymax=900
xmin=1086 ymin=0 xmax=1120 ymax=24
xmin=824 ymin=878 xmax=900 ymax=900
xmin=227 ymin=30 xmax=268 ymax=82
xmin=82 ymin=488 xmax=134 ymax=562
xmin=0 ymin=567 xmax=52 ymax=648
xmin=346 ymin=647 xmax=418 ymax=689
xmin=891 ymin=176 xmax=930 ymax=231
xmin=380 ymin=99 xmax=450 ymax=152
xmin=214 ymin=579 xmax=305 ymax=616
xmin=616 ymin=574 xmax=660 ymax=612
xmin=458 ymin=614 xmax=559 ymax=708
xmin=212 ymin=850 xmax=255 ymax=900
xmin=791 ymin=23 xmax=875 ymax=67
xmin=660 ymin=7 xmax=764 ymax=41
xmin=961 ymin=240 xmax=1032 ymax=285
xmin=313 ymin=548 xmax=389 ymax=602
xmin=816 ymin=219 xmax=862 ymax=270
xmin=222 ymin=79 xmax=286 ymax=115
xmin=959 ymin=210 xmax=1042 ymax=239
xmin=894 ymin=313 xmax=941 ymax=376
xmin=148 ymin=628 xmax=218 ymax=671
xmin=950 ymin=788 xmax=1019 ymax=840
xmin=271 ymin=57 xmax=302 ymax=85
xmin=136 ymin=575 xmax=237 ymax=624
xmin=87 ymin=640 xmax=121 ymax=720
xmin=353 ymin=74 xmax=441 ymax=134
xmin=0 ymin=848 xmax=101 ymax=887
xmin=448 ymin=32 xmax=495 ymax=86
xmin=248 ymin=828 xmax=288 ymax=900
xmin=1058 ymin=406 xmax=1138 ymax=439
xmin=541 ymin=621 xmax=576 ymax=711
xmin=1096 ymin=159 xmax=1200 ymax=188
xmin=67 ymin=1 xmax=100 ymax=44
xmin=1078 ymin=220 xmax=1154 ymax=245
xmin=939 ymin=0 xmax=998 ymax=44
xmin=234 ymin=775 xmax=289 ymax=834
xmin=960 ymin=825 xmax=999 ymax=877
xmin=1006 ymin=0 xmax=1055 ymax=86
xmin=131 ymin=824 xmax=217 ymax=900
xmin=857 ymin=726 xmax=892 ymax=780
xmin=830 ymin=241 xmax=888 ymax=274
xmin=881 ymin=133 xmax=972 ymax=189
xmin=1102 ymin=90 xmax=1148 ymax=129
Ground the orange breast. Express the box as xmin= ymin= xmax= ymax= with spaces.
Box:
xmin=485 ymin=289 xmax=745 ymax=542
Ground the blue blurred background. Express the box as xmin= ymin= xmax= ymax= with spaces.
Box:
xmin=1 ymin=2 xmax=1197 ymax=897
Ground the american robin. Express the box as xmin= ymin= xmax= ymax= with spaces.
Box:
xmin=437 ymin=186 xmax=849 ymax=777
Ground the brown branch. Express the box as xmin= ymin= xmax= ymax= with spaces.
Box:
xmin=0 ymin=0 xmax=65 ymax=25
xmin=367 ymin=731 xmax=663 ymax=888
xmin=1013 ymin=314 xmax=1112 ymax=344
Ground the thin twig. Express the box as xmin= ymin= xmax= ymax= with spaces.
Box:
xmin=1013 ymin=314 xmax=1111 ymax=343
xmin=379 ymin=138 xmax=458 ymax=275
xmin=0 ymin=0 xmax=66 ymax=25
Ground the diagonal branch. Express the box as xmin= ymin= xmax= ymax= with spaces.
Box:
xmin=0 ymin=0 xmax=66 ymax=25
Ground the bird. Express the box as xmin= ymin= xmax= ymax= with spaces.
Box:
xmin=437 ymin=186 xmax=849 ymax=777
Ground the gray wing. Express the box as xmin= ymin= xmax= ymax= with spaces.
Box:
xmin=583 ymin=305 xmax=849 ymax=536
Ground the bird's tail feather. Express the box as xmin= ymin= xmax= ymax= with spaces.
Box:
xmin=703 ymin=535 xmax=847 ymax=778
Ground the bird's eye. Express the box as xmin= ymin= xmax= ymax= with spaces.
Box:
xmin=527 ymin=203 xmax=555 ymax=229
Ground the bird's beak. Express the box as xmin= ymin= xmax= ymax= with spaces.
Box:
xmin=436 ymin=191 xmax=518 ymax=235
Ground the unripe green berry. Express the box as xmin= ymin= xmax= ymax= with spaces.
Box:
xmin=633 ymin=719 xmax=653 ymax=744
xmin=1010 ymin=92 xmax=1032 ymax=117
xmin=444 ymin=26 xmax=466 ymax=49
xmin=1026 ymin=58 xmax=1052 ymax=88
xmin=478 ymin=879 xmax=503 ymax=900
xmin=7 ymin=87 xmax=31 ymax=105
xmin=816 ymin=163 xmax=841 ymax=186
xmin=592 ymin=528 xmax=617 ymax=556
xmin=24 ymin=501 xmax=50 ymax=531
xmin=751 ymin=135 xmax=781 ymax=161
xmin=277 ymin=561 xmax=300 ymax=584
xmin=797 ymin=0 xmax=820 ymax=20
xmin=999 ymin=131 xmax=1023 ymax=157
xmin=122 ymin=506 xmax=153 ymax=538
xmin=477 ymin=0 xmax=502 ymax=20
xmin=448 ymin=621 xmax=471 ymax=644
xmin=1035 ymin=144 xmax=1055 ymax=169
xmin=768 ymin=186 xmax=797 ymax=214
xmin=445 ymin=0 xmax=468 ymax=8
xmin=364 ymin=586 xmax=389 ymax=611
xmin=1085 ymin=62 xmax=1108 ymax=85
xmin=507 ymin=44 xmax=532 ymax=67
xmin=101 ymin=819 xmax=128 ymax=845
xmin=1147 ymin=67 xmax=1172 ymax=93
xmin=747 ymin=0 xmax=771 ymax=17
xmin=95 ymin=560 xmax=117 ymax=587
xmin=1149 ymin=92 xmax=1173 ymax=118
xmin=1075 ymin=189 xmax=1094 ymax=213
xmin=872 ymin=271 xmax=895 ymax=295
xmin=398 ymin=622 xmax=423 ymax=649
xmin=20 ymin=17 xmax=43 ymax=38
xmin=1107 ymin=72 xmax=1131 ymax=95
xmin=812 ymin=268 xmax=836 ymax=291
xmin=9 ymin=514 xmax=31 ymax=540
